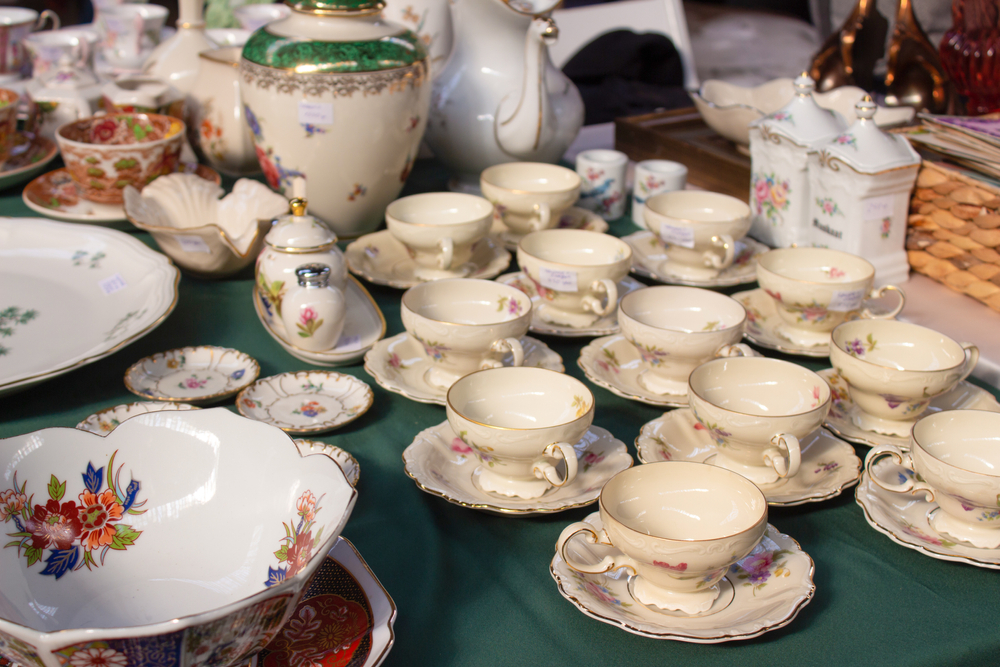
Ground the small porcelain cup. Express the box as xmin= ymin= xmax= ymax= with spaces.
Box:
xmin=0 ymin=89 xmax=19 ymax=164
xmin=24 ymin=27 xmax=101 ymax=78
xmin=688 ymin=357 xmax=831 ymax=485
xmin=480 ymin=162 xmax=581 ymax=237
xmin=556 ymin=461 xmax=768 ymax=614
xmin=632 ymin=159 xmax=687 ymax=227
xmin=401 ymin=278 xmax=531 ymax=389
xmin=865 ymin=410 xmax=1000 ymax=549
xmin=576 ymin=149 xmax=628 ymax=220
xmin=446 ymin=366 xmax=594 ymax=499
xmin=98 ymin=4 xmax=168 ymax=71
xmin=830 ymin=320 xmax=979 ymax=437
xmin=234 ymin=3 xmax=292 ymax=31
xmin=385 ymin=192 xmax=494 ymax=280
xmin=517 ymin=229 xmax=632 ymax=328
xmin=0 ymin=7 xmax=59 ymax=80
xmin=756 ymin=247 xmax=905 ymax=347
xmin=643 ymin=190 xmax=751 ymax=281
xmin=618 ymin=286 xmax=753 ymax=396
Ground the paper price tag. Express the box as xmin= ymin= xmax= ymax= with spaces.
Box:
xmin=659 ymin=224 xmax=695 ymax=249
xmin=863 ymin=195 xmax=893 ymax=219
xmin=336 ymin=334 xmax=362 ymax=352
xmin=298 ymin=101 xmax=333 ymax=126
xmin=99 ymin=273 xmax=127 ymax=296
xmin=538 ymin=266 xmax=578 ymax=292
xmin=828 ymin=288 xmax=866 ymax=312
xmin=177 ymin=235 xmax=211 ymax=254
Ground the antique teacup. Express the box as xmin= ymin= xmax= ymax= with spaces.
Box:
xmin=98 ymin=3 xmax=168 ymax=70
xmin=446 ymin=367 xmax=593 ymax=499
xmin=865 ymin=410 xmax=1000 ymax=549
xmin=401 ymin=278 xmax=531 ymax=389
xmin=757 ymin=247 xmax=905 ymax=347
xmin=0 ymin=7 xmax=59 ymax=80
xmin=556 ymin=461 xmax=768 ymax=614
xmin=517 ymin=229 xmax=632 ymax=328
xmin=643 ymin=190 xmax=751 ymax=281
xmin=386 ymin=192 xmax=494 ymax=280
xmin=688 ymin=357 xmax=831 ymax=485
xmin=830 ymin=320 xmax=979 ymax=437
xmin=480 ymin=162 xmax=581 ymax=236
xmin=24 ymin=27 xmax=101 ymax=78
xmin=618 ymin=286 xmax=753 ymax=395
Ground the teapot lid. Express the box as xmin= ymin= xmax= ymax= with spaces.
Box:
xmin=264 ymin=192 xmax=340 ymax=252
xmin=750 ymin=73 xmax=847 ymax=146
xmin=816 ymin=96 xmax=921 ymax=174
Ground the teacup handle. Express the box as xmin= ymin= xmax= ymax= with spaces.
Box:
xmin=34 ymin=10 xmax=60 ymax=31
xmin=864 ymin=444 xmax=935 ymax=501
xmin=582 ymin=279 xmax=618 ymax=317
xmin=533 ymin=441 xmax=578 ymax=487
xmin=763 ymin=434 xmax=800 ymax=478
xmin=485 ymin=337 xmax=524 ymax=368
xmin=715 ymin=343 xmax=757 ymax=358
xmin=438 ymin=237 xmax=454 ymax=270
xmin=704 ymin=234 xmax=735 ymax=269
xmin=958 ymin=342 xmax=980 ymax=383
xmin=556 ymin=522 xmax=639 ymax=576
xmin=860 ymin=285 xmax=906 ymax=320
xmin=531 ymin=203 xmax=551 ymax=231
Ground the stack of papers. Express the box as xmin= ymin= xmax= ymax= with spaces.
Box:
xmin=897 ymin=113 xmax=1000 ymax=182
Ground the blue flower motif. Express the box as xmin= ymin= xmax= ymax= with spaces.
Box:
xmin=244 ymin=104 xmax=261 ymax=139
xmin=231 ymin=369 xmax=245 ymax=380
xmin=265 ymin=566 xmax=287 ymax=587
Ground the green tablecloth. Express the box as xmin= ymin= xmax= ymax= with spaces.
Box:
xmin=2 ymin=161 xmax=998 ymax=667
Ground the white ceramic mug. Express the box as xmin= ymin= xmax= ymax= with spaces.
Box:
xmin=98 ymin=4 xmax=168 ymax=70
xmin=480 ymin=162 xmax=581 ymax=236
xmin=401 ymin=278 xmax=531 ymax=389
xmin=446 ymin=366 xmax=593 ymax=499
xmin=576 ymin=149 xmax=628 ymax=220
xmin=631 ymin=159 xmax=687 ymax=228
xmin=556 ymin=461 xmax=768 ymax=614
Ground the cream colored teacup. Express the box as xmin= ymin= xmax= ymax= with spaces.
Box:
xmin=688 ymin=357 xmax=831 ymax=485
xmin=480 ymin=162 xmax=581 ymax=236
xmin=618 ymin=286 xmax=753 ymax=396
xmin=866 ymin=410 xmax=1000 ymax=549
xmin=830 ymin=320 xmax=979 ymax=437
xmin=757 ymin=247 xmax=905 ymax=347
xmin=517 ymin=229 xmax=632 ymax=328
xmin=401 ymin=279 xmax=531 ymax=390
xmin=386 ymin=192 xmax=494 ymax=280
xmin=556 ymin=461 xmax=768 ymax=614
xmin=643 ymin=190 xmax=751 ymax=281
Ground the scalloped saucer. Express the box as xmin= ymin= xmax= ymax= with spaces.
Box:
xmin=819 ymin=369 xmax=1000 ymax=449
xmin=236 ymin=371 xmax=374 ymax=434
xmin=77 ymin=401 xmax=200 ymax=434
xmin=490 ymin=206 xmax=610 ymax=250
xmin=345 ymin=230 xmax=511 ymax=289
xmin=124 ymin=346 xmax=260 ymax=405
xmin=734 ymin=288 xmax=831 ymax=357
xmin=402 ymin=421 xmax=632 ymax=515
xmin=364 ymin=333 xmax=564 ymax=405
xmin=856 ymin=453 xmax=1000 ymax=569
xmin=635 ymin=408 xmax=861 ymax=506
xmin=623 ymin=231 xmax=767 ymax=288
xmin=495 ymin=272 xmax=646 ymax=337
xmin=550 ymin=513 xmax=815 ymax=642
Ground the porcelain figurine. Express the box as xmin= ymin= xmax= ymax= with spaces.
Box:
xmin=423 ymin=0 xmax=584 ymax=190
xmin=281 ymin=264 xmax=347 ymax=351
xmin=239 ymin=0 xmax=430 ymax=238
xmin=190 ymin=47 xmax=260 ymax=176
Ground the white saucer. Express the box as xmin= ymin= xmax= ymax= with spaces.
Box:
xmin=123 ymin=346 xmax=260 ymax=405
xmin=364 ymin=333 xmax=564 ymax=405
xmin=819 ymin=368 xmax=1000 ymax=449
xmin=495 ymin=272 xmax=646 ymax=337
xmin=295 ymin=439 xmax=360 ymax=486
xmin=635 ymin=408 xmax=861 ymax=506
xmin=345 ymin=229 xmax=511 ymax=289
xmin=76 ymin=401 xmax=200 ymax=434
xmin=856 ymin=453 xmax=1000 ymax=569
xmin=623 ymin=231 xmax=768 ymax=288
xmin=550 ymin=513 xmax=815 ymax=642
xmin=734 ymin=288 xmax=831 ymax=357
xmin=490 ymin=206 xmax=610 ymax=251
xmin=236 ymin=371 xmax=374 ymax=434
xmin=402 ymin=421 xmax=633 ymax=515
xmin=253 ymin=277 xmax=386 ymax=367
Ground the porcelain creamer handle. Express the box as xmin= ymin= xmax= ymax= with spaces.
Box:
xmin=556 ymin=522 xmax=639 ymax=576
xmin=485 ymin=337 xmax=525 ymax=368
xmin=860 ymin=285 xmax=906 ymax=320
xmin=715 ymin=343 xmax=757 ymax=358
xmin=763 ymin=434 xmax=800 ymax=478
xmin=533 ymin=441 xmax=578 ymax=487
xmin=704 ymin=234 xmax=735 ymax=269
xmin=438 ymin=237 xmax=454 ymax=270
xmin=582 ymin=279 xmax=617 ymax=317
xmin=531 ymin=203 xmax=551 ymax=231
xmin=865 ymin=444 xmax=935 ymax=501
xmin=958 ymin=342 xmax=980 ymax=383
xmin=35 ymin=9 xmax=60 ymax=31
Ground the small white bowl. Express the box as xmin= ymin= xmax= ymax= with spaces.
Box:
xmin=124 ymin=346 xmax=260 ymax=405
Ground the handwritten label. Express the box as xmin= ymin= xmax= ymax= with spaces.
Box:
xmin=298 ymin=101 xmax=333 ymax=125
xmin=538 ymin=266 xmax=578 ymax=292
xmin=177 ymin=235 xmax=211 ymax=254
xmin=658 ymin=224 xmax=695 ymax=249
xmin=828 ymin=288 xmax=866 ymax=312
xmin=863 ymin=195 xmax=894 ymax=220
xmin=99 ymin=273 xmax=127 ymax=296
xmin=336 ymin=334 xmax=362 ymax=352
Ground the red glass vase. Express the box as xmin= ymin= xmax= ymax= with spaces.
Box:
xmin=940 ymin=0 xmax=1000 ymax=115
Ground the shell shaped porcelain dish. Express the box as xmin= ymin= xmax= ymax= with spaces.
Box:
xmin=236 ymin=371 xmax=374 ymax=435
xmin=123 ymin=346 xmax=260 ymax=405
xmin=623 ymin=231 xmax=768 ymax=288
xmin=0 ymin=409 xmax=357 ymax=667
xmin=76 ymin=401 xmax=200 ymax=434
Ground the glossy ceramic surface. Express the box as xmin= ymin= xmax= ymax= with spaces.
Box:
xmin=623 ymin=231 xmax=766 ymax=288
xmin=236 ymin=371 xmax=374 ymax=435
xmin=492 ymin=205 xmax=608 ymax=250
xmin=295 ymin=440 xmax=359 ymax=487
xmin=124 ymin=346 xmax=260 ymax=404
xmin=76 ymin=401 xmax=200 ymax=434
xmin=0 ymin=133 xmax=58 ymax=191
xmin=734 ymin=288 xmax=831 ymax=357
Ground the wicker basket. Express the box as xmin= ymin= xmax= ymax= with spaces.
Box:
xmin=906 ymin=161 xmax=1000 ymax=312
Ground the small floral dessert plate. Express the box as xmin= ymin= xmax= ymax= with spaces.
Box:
xmin=623 ymin=231 xmax=768 ymax=288
xmin=490 ymin=206 xmax=609 ymax=250
xmin=237 ymin=371 xmax=374 ymax=434
xmin=856 ymin=452 xmax=1000 ymax=569
xmin=0 ymin=132 xmax=58 ymax=192
xmin=124 ymin=346 xmax=260 ymax=405
xmin=403 ymin=422 xmax=633 ymax=515
xmin=345 ymin=230 xmax=512 ymax=289
xmin=295 ymin=440 xmax=360 ymax=487
xmin=819 ymin=369 xmax=1000 ymax=449
xmin=76 ymin=401 xmax=200 ymax=434
xmin=550 ymin=513 xmax=815 ymax=642
xmin=364 ymin=333 xmax=564 ymax=405
xmin=635 ymin=409 xmax=861 ymax=506
xmin=495 ymin=272 xmax=647 ymax=337
xmin=734 ymin=288 xmax=831 ymax=357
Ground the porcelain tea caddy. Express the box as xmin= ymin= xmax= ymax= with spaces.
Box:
xmin=805 ymin=97 xmax=920 ymax=286
xmin=748 ymin=73 xmax=846 ymax=249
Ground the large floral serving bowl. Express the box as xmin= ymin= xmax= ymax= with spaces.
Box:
xmin=0 ymin=409 xmax=357 ymax=667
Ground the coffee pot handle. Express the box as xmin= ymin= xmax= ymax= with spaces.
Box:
xmin=864 ymin=444 xmax=935 ymax=501
xmin=704 ymin=234 xmax=735 ymax=269
xmin=531 ymin=202 xmax=551 ymax=231
xmin=860 ymin=284 xmax=906 ymax=319
xmin=533 ymin=441 xmax=578 ymax=487
xmin=556 ymin=522 xmax=638 ymax=576
xmin=438 ymin=237 xmax=454 ymax=270
xmin=582 ymin=279 xmax=617 ymax=316
xmin=763 ymin=434 xmax=801 ymax=478
xmin=486 ymin=337 xmax=524 ymax=368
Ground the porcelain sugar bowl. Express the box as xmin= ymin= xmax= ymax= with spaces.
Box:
xmin=239 ymin=0 xmax=430 ymax=238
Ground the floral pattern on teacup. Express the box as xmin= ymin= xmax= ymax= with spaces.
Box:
xmin=652 ymin=559 xmax=687 ymax=571
xmin=751 ymin=172 xmax=791 ymax=225
xmin=824 ymin=372 xmax=851 ymax=419
xmin=596 ymin=348 xmax=620 ymax=374
xmin=814 ymin=461 xmax=840 ymax=474
xmin=497 ymin=294 xmax=523 ymax=317
xmin=846 ymin=334 xmax=877 ymax=357
xmin=764 ymin=290 xmax=830 ymax=323
xmin=732 ymin=545 xmax=791 ymax=595
xmin=572 ymin=395 xmax=589 ymax=418
xmin=898 ymin=519 xmax=956 ymax=548
xmin=629 ymin=339 xmax=668 ymax=366
xmin=581 ymin=451 xmax=605 ymax=472
xmin=413 ymin=333 xmax=449 ymax=362
xmin=569 ymin=572 xmax=638 ymax=616
xmin=693 ymin=420 xmax=731 ymax=447
xmin=265 ymin=490 xmax=323 ymax=587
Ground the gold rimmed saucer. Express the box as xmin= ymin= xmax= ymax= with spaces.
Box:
xmin=236 ymin=371 xmax=374 ymax=435
xmin=124 ymin=346 xmax=260 ymax=405
xmin=490 ymin=205 xmax=610 ymax=250
xmin=623 ymin=230 xmax=768 ymax=288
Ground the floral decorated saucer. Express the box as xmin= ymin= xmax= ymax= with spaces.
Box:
xmin=345 ymin=230 xmax=511 ymax=289
xmin=364 ymin=333 xmax=564 ymax=405
xmin=623 ymin=231 xmax=768 ymax=288
xmin=819 ymin=369 xmax=1000 ymax=449
xmin=124 ymin=346 xmax=260 ymax=405
xmin=236 ymin=371 xmax=374 ymax=434
xmin=495 ymin=272 xmax=646 ymax=337
xmin=0 ymin=131 xmax=58 ymax=192
xmin=635 ymin=408 xmax=861 ymax=506
xmin=490 ymin=206 xmax=609 ymax=250
xmin=402 ymin=421 xmax=632 ymax=515
xmin=295 ymin=440 xmax=360 ymax=487
xmin=550 ymin=513 xmax=815 ymax=641
xmin=734 ymin=288 xmax=831 ymax=357
xmin=76 ymin=401 xmax=200 ymax=434
xmin=856 ymin=452 xmax=1000 ymax=569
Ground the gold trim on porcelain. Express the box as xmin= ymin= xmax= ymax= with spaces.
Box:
xmin=756 ymin=247 xmax=875 ymax=286
xmin=125 ymin=213 xmax=268 ymax=260
xmin=688 ymin=358 xmax=832 ymax=419
xmin=77 ymin=401 xmax=202 ymax=432
xmin=400 ymin=280 xmax=532 ymax=328
xmin=480 ymin=164 xmax=582 ymax=196
xmin=289 ymin=2 xmax=385 ymax=16
xmin=817 ymin=150 xmax=921 ymax=176
xmin=517 ymin=232 xmax=633 ymax=270
xmin=643 ymin=192 xmax=751 ymax=227
xmin=295 ymin=440 xmax=360 ymax=486
xmin=235 ymin=370 xmax=375 ymax=435
xmin=830 ymin=320 xmax=970 ymax=373
xmin=123 ymin=346 xmax=261 ymax=404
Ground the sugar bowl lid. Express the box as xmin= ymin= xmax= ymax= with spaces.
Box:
xmin=750 ymin=73 xmax=847 ymax=146
xmin=816 ymin=96 xmax=921 ymax=173
xmin=264 ymin=196 xmax=339 ymax=252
